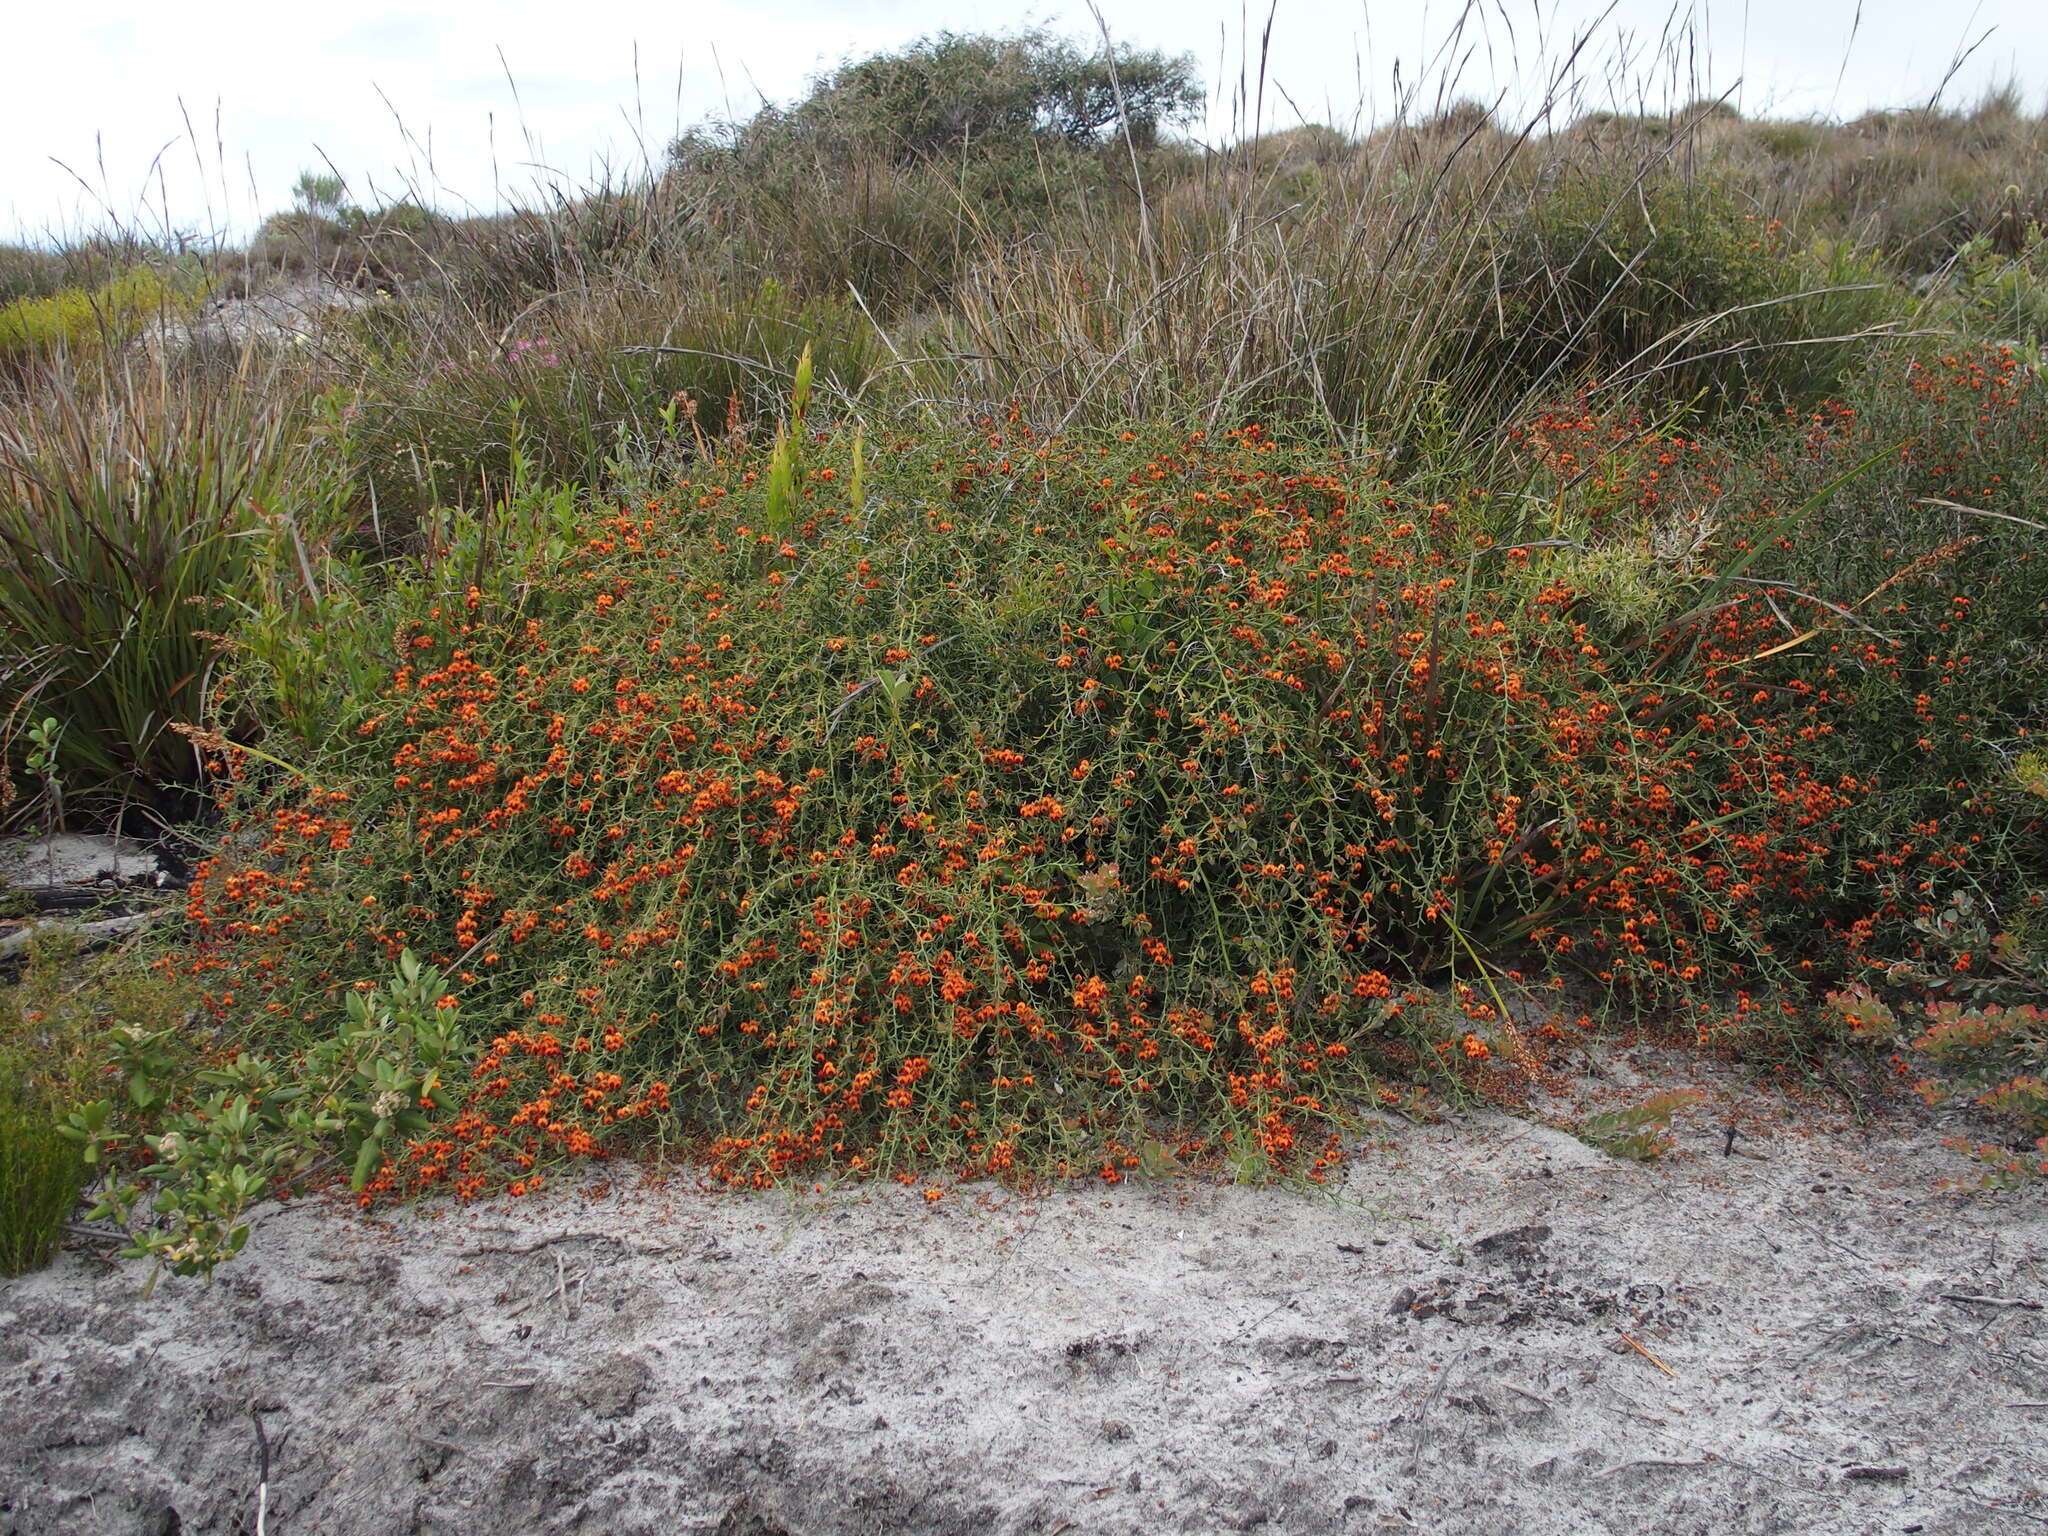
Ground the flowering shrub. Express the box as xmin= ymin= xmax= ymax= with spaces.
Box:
xmin=157 ymin=410 xmax=1959 ymax=1203
xmin=1718 ymin=345 xmax=2048 ymax=973
xmin=1827 ymin=973 xmax=2048 ymax=1188
xmin=1824 ymin=751 xmax=2048 ymax=1187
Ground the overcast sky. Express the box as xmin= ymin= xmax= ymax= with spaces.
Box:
xmin=6 ymin=0 xmax=2044 ymax=243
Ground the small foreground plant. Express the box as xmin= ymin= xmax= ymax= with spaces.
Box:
xmin=66 ymin=950 xmax=470 ymax=1291
xmin=1574 ymin=1092 xmax=1701 ymax=1161
xmin=0 ymin=938 xmax=111 ymax=1275
xmin=0 ymin=1082 xmax=83 ymax=1275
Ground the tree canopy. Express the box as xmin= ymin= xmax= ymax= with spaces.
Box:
xmin=673 ymin=29 xmax=1204 ymax=169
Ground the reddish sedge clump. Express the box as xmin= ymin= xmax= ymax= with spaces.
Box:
xmin=1825 ymin=986 xmax=2048 ymax=1188
xmin=175 ymin=401 xmax=2036 ymax=1199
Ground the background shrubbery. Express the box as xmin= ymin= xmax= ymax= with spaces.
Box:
xmin=4 ymin=27 xmax=2048 ymax=1277
xmin=0 ymin=264 xmax=206 ymax=374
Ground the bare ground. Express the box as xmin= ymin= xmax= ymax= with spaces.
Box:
xmin=2 ymin=1049 xmax=2044 ymax=1536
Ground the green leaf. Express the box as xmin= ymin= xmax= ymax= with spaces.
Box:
xmin=791 ymin=342 xmax=815 ymax=434
xmin=350 ymin=1136 xmax=384 ymax=1191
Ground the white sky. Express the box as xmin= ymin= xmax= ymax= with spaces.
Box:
xmin=5 ymin=0 xmax=2044 ymax=243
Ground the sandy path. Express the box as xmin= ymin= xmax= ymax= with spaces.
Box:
xmin=2 ymin=1053 xmax=2043 ymax=1535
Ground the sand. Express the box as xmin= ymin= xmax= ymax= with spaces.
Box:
xmin=2 ymin=1049 xmax=2043 ymax=1535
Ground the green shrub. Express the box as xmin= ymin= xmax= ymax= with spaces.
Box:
xmin=676 ymin=29 xmax=1202 ymax=171
xmin=1479 ymin=172 xmax=1903 ymax=408
xmin=1575 ymin=1092 xmax=1700 ymax=1160
xmin=1938 ymin=231 xmax=2048 ymax=345
xmin=1718 ymin=344 xmax=2048 ymax=954
xmin=1751 ymin=120 xmax=1825 ymax=160
xmin=0 ymin=265 xmax=205 ymax=369
xmin=333 ymin=280 xmax=882 ymax=526
xmin=663 ymin=30 xmax=1201 ymax=309
xmin=66 ymin=949 xmax=470 ymax=1288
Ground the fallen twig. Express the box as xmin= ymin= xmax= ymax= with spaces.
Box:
xmin=458 ymin=1231 xmax=678 ymax=1258
xmin=1618 ymin=1332 xmax=1677 ymax=1377
xmin=63 ymin=1221 xmax=128 ymax=1245
xmin=1941 ymin=1294 xmax=2043 ymax=1311
xmin=1406 ymin=1344 xmax=1466 ymax=1476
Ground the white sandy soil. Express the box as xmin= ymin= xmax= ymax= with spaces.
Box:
xmin=1 ymin=1049 xmax=2043 ymax=1535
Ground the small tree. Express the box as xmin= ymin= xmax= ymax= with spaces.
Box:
xmin=291 ymin=171 xmax=349 ymax=220
xmin=675 ymin=29 xmax=1203 ymax=170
